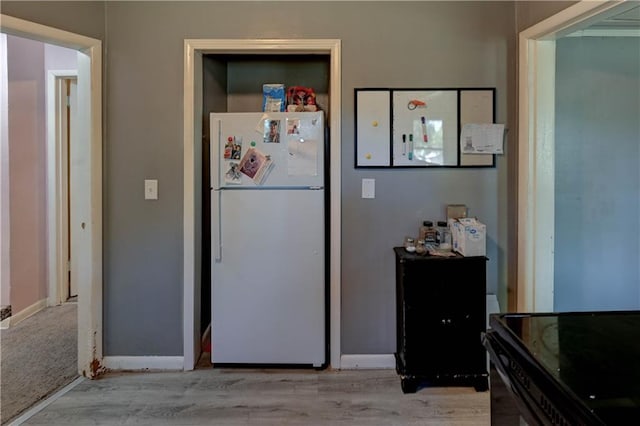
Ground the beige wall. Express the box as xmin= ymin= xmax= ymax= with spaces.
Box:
xmin=7 ymin=35 xmax=47 ymax=313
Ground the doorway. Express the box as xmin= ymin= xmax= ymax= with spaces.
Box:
xmin=0 ymin=14 xmax=103 ymax=377
xmin=517 ymin=1 xmax=639 ymax=312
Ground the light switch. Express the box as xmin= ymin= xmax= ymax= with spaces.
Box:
xmin=362 ymin=178 xmax=375 ymax=199
xmin=144 ymin=179 xmax=158 ymax=200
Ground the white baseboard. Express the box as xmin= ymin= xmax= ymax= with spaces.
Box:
xmin=340 ymin=354 xmax=395 ymax=370
xmin=0 ymin=298 xmax=47 ymax=329
xmin=103 ymin=356 xmax=184 ymax=371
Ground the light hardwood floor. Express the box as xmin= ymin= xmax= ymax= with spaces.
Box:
xmin=21 ymin=368 xmax=489 ymax=425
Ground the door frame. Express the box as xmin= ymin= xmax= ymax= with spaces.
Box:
xmin=517 ymin=0 xmax=633 ymax=312
xmin=46 ymin=70 xmax=77 ymax=305
xmin=183 ymin=39 xmax=342 ymax=370
xmin=0 ymin=14 xmax=103 ymax=378
xmin=1 ymin=34 xmax=9 ymax=315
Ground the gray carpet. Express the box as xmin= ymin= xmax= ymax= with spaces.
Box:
xmin=0 ymin=303 xmax=77 ymax=425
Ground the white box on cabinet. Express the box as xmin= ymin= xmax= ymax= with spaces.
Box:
xmin=452 ymin=218 xmax=486 ymax=257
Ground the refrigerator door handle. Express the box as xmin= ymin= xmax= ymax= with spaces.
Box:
xmin=211 ymin=117 xmax=222 ymax=261
xmin=212 ymin=189 xmax=222 ymax=262
xmin=211 ymin=118 xmax=221 ymax=191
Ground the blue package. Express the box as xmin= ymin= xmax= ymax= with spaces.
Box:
xmin=262 ymin=84 xmax=286 ymax=112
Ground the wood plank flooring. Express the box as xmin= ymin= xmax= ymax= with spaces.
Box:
xmin=22 ymin=368 xmax=489 ymax=425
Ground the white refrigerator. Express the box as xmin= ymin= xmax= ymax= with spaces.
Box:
xmin=210 ymin=111 xmax=325 ymax=367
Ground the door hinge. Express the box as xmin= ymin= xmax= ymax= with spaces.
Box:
xmin=66 ymin=95 xmax=71 ymax=107
xmin=67 ymin=260 xmax=71 ymax=272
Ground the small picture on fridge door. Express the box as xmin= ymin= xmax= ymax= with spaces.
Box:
xmin=224 ymin=137 xmax=233 ymax=159
xmin=233 ymin=137 xmax=243 ymax=159
xmin=287 ymin=118 xmax=300 ymax=135
xmin=264 ymin=119 xmax=281 ymax=143
xmin=224 ymin=136 xmax=242 ymax=160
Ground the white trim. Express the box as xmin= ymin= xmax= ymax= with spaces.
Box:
xmin=103 ymin=356 xmax=185 ymax=371
xmin=566 ymin=28 xmax=640 ymax=37
xmin=340 ymin=354 xmax=395 ymax=370
xmin=1 ymin=14 xmax=103 ymax=378
xmin=183 ymin=40 xmax=197 ymax=371
xmin=0 ymin=298 xmax=47 ymax=328
xmin=7 ymin=376 xmax=84 ymax=426
xmin=0 ymin=15 xmax=98 ymax=50
xmin=46 ymin=70 xmax=77 ymax=307
xmin=183 ymin=39 xmax=342 ymax=370
xmin=519 ymin=1 xmax=629 ymax=41
xmin=516 ymin=0 xmax=631 ymax=312
xmin=0 ymin=33 xmax=9 ymax=311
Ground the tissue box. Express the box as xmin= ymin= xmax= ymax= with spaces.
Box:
xmin=452 ymin=218 xmax=486 ymax=257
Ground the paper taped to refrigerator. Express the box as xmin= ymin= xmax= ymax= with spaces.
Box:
xmin=288 ymin=138 xmax=318 ymax=176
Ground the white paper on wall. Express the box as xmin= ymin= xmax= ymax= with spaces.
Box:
xmin=460 ymin=123 xmax=505 ymax=154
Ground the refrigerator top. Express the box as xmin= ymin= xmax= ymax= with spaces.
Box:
xmin=211 ymin=112 xmax=325 ymax=189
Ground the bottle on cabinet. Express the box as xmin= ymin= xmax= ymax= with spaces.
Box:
xmin=436 ymin=221 xmax=452 ymax=250
xmin=419 ymin=221 xmax=437 ymax=244
xmin=404 ymin=236 xmax=416 ymax=253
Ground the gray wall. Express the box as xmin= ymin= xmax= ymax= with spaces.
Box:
xmin=105 ymin=0 xmax=516 ymax=356
xmin=554 ymin=36 xmax=640 ymax=311
xmin=0 ymin=1 xmax=105 ymax=41
xmin=3 ymin=1 xmax=522 ymax=357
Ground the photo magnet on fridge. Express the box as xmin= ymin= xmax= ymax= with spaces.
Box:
xmin=224 ymin=136 xmax=243 ymax=159
xmin=264 ymin=119 xmax=281 ymax=143
xmin=224 ymin=162 xmax=242 ymax=184
xmin=287 ymin=118 xmax=300 ymax=135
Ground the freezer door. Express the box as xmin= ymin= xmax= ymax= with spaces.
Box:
xmin=211 ymin=112 xmax=324 ymax=189
xmin=211 ymin=188 xmax=325 ymax=366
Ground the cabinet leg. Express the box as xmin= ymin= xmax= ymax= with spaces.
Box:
xmin=400 ymin=377 xmax=418 ymax=394
xmin=473 ymin=377 xmax=489 ymax=392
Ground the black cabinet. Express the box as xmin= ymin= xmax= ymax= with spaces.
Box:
xmin=394 ymin=247 xmax=488 ymax=393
